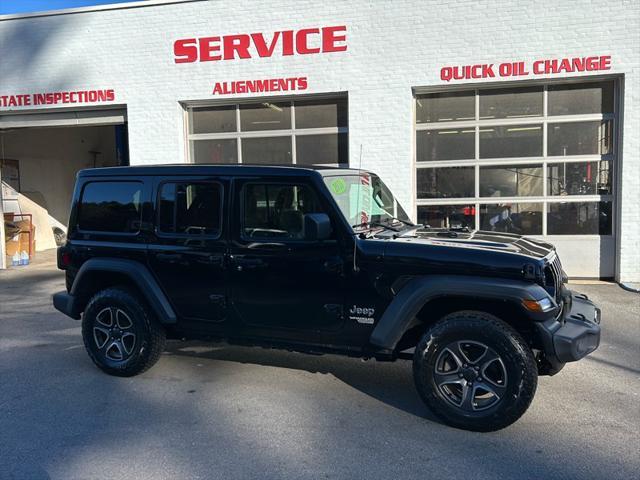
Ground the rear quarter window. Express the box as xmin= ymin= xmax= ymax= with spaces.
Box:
xmin=78 ymin=181 xmax=143 ymax=233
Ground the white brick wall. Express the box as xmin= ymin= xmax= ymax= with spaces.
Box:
xmin=1 ymin=0 xmax=639 ymax=281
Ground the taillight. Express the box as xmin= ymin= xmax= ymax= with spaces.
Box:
xmin=61 ymin=252 xmax=72 ymax=266
xmin=58 ymin=247 xmax=72 ymax=269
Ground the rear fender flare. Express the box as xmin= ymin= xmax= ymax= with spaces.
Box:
xmin=70 ymin=258 xmax=177 ymax=324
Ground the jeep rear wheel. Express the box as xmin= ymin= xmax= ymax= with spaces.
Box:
xmin=413 ymin=311 xmax=537 ymax=432
xmin=82 ymin=287 xmax=166 ymax=377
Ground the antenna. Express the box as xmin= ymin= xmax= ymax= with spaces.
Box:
xmin=353 ymin=144 xmax=363 ymax=272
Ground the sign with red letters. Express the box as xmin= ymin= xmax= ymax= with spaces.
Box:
xmin=174 ymin=25 xmax=347 ymax=63
xmin=0 ymin=89 xmax=115 ymax=108
xmin=212 ymin=77 xmax=307 ymax=95
xmin=440 ymin=55 xmax=611 ymax=82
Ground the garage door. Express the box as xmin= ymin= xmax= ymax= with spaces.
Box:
xmin=0 ymin=108 xmax=126 ymax=129
xmin=414 ymin=79 xmax=617 ymax=278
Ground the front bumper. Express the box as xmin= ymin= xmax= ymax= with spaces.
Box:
xmin=535 ymin=292 xmax=601 ymax=371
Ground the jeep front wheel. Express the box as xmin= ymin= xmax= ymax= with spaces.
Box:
xmin=82 ymin=287 xmax=166 ymax=377
xmin=413 ymin=311 xmax=537 ymax=432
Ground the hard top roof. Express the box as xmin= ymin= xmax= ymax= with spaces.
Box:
xmin=77 ymin=164 xmax=370 ymax=178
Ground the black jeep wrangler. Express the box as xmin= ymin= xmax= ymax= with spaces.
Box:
xmin=53 ymin=165 xmax=601 ymax=431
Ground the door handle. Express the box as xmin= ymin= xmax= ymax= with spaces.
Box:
xmin=234 ymin=258 xmax=267 ymax=271
xmin=206 ymin=255 xmax=224 ymax=267
xmin=156 ymin=253 xmax=181 ymax=262
xmin=247 ymin=242 xmax=287 ymax=250
xmin=323 ymin=257 xmax=344 ymax=274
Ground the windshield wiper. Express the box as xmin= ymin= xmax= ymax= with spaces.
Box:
xmin=421 ymin=225 xmax=470 ymax=233
xmin=351 ymin=221 xmax=401 ymax=232
xmin=387 ymin=217 xmax=418 ymax=227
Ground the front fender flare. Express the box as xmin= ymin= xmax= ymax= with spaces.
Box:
xmin=369 ymin=275 xmax=551 ymax=351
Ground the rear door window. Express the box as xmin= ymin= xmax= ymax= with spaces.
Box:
xmin=78 ymin=181 xmax=142 ymax=233
xmin=157 ymin=182 xmax=222 ymax=236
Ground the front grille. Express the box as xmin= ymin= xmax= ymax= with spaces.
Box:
xmin=544 ymin=253 xmax=564 ymax=302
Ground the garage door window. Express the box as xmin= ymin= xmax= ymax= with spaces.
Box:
xmin=547 ymin=201 xmax=612 ymax=235
xmin=415 ymin=80 xmax=616 ymax=236
xmin=78 ymin=181 xmax=142 ymax=233
xmin=187 ymin=97 xmax=348 ymax=166
xmin=480 ymin=203 xmax=543 ymax=236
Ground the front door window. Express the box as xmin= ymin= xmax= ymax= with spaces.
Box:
xmin=242 ymin=183 xmax=324 ymax=241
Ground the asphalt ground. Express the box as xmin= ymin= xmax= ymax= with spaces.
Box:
xmin=1 ymin=251 xmax=639 ymax=479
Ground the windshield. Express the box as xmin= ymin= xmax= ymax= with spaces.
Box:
xmin=323 ymin=173 xmax=412 ymax=231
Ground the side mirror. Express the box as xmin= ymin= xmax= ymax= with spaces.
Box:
xmin=304 ymin=213 xmax=332 ymax=241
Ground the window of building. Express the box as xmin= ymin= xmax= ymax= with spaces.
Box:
xmin=242 ymin=183 xmax=324 ymax=240
xmin=547 ymin=161 xmax=611 ymax=196
xmin=417 ymin=128 xmax=475 ymax=162
xmin=187 ymin=97 xmax=348 ymax=166
xmin=78 ymin=181 xmax=142 ymax=233
xmin=547 ymin=201 xmax=612 ymax=235
xmin=479 ymin=203 xmax=543 ymax=235
xmin=417 ymin=167 xmax=475 ymax=199
xmin=158 ymin=182 xmax=222 ymax=236
xmin=416 ymin=90 xmax=475 ymax=123
xmin=547 ymin=81 xmax=614 ymax=116
xmin=417 ymin=204 xmax=475 ymax=229
xmin=415 ymin=80 xmax=616 ymax=236
xmin=479 ymin=125 xmax=543 ymax=159
xmin=547 ymin=120 xmax=612 ymax=156
xmin=479 ymin=164 xmax=543 ymax=197
xmin=479 ymin=86 xmax=543 ymax=120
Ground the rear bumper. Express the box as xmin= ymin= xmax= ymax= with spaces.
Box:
xmin=535 ymin=292 xmax=601 ymax=371
xmin=53 ymin=291 xmax=81 ymax=319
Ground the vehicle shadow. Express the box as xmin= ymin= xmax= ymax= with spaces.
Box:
xmin=6 ymin=337 xmax=627 ymax=480
xmin=3 ymin=310 xmax=637 ymax=478
xmin=165 ymin=340 xmax=441 ymax=423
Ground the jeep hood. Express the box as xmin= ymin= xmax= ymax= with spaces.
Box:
xmin=389 ymin=228 xmax=555 ymax=259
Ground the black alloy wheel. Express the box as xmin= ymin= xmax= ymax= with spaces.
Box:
xmin=92 ymin=307 xmax=138 ymax=362
xmin=434 ymin=340 xmax=508 ymax=412
xmin=82 ymin=287 xmax=166 ymax=377
xmin=413 ymin=310 xmax=538 ymax=432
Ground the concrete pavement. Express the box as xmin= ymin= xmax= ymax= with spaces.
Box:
xmin=1 ymin=251 xmax=638 ymax=479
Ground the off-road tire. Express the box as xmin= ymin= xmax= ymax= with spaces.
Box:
xmin=82 ymin=287 xmax=166 ymax=377
xmin=413 ymin=310 xmax=537 ymax=432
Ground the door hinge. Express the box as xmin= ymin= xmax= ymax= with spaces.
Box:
xmin=323 ymin=303 xmax=343 ymax=320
